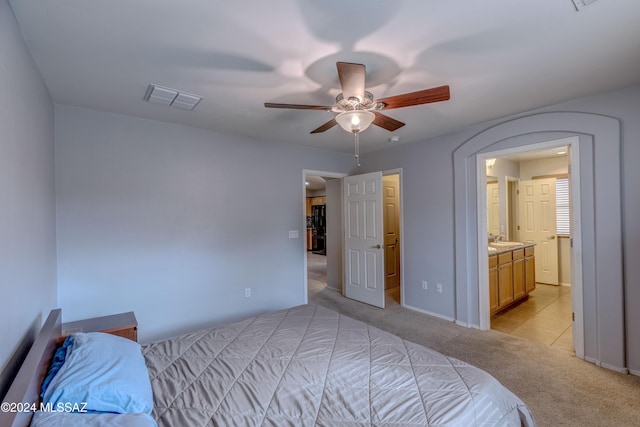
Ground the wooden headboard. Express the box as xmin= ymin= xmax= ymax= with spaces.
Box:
xmin=0 ymin=309 xmax=62 ymax=427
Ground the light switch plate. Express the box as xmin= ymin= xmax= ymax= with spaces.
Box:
xmin=288 ymin=230 xmax=299 ymax=239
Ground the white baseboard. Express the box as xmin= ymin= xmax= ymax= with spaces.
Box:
xmin=583 ymin=356 xmax=629 ymax=374
xmin=600 ymin=363 xmax=629 ymax=374
xmin=628 ymin=368 xmax=640 ymax=377
xmin=453 ymin=320 xmax=481 ymax=329
xmin=403 ymin=303 xmax=456 ymax=323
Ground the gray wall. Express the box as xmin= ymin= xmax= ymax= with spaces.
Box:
xmin=325 ymin=178 xmax=342 ymax=291
xmin=363 ymin=85 xmax=640 ymax=374
xmin=0 ymin=0 xmax=57 ymax=397
xmin=54 ymin=105 xmax=354 ymax=342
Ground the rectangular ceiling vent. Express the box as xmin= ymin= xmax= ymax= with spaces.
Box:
xmin=144 ymin=84 xmax=202 ymax=111
xmin=571 ymin=0 xmax=601 ymax=11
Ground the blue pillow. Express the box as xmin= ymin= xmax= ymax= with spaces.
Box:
xmin=40 ymin=335 xmax=75 ymax=399
xmin=42 ymin=332 xmax=153 ymax=414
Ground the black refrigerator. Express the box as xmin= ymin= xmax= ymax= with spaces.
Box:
xmin=311 ymin=204 xmax=326 ymax=254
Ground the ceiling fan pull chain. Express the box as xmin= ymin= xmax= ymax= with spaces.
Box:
xmin=354 ymin=131 xmax=361 ymax=167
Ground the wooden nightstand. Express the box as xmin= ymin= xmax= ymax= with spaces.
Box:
xmin=62 ymin=311 xmax=138 ymax=342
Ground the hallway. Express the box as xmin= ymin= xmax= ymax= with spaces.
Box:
xmin=491 ymin=284 xmax=573 ymax=354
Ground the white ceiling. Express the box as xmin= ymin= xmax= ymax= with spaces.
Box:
xmin=8 ymin=0 xmax=640 ymax=154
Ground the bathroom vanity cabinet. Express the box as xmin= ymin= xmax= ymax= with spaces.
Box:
xmin=489 ymin=244 xmax=535 ymax=315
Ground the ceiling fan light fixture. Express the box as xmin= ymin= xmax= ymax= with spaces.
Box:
xmin=335 ymin=110 xmax=375 ymax=133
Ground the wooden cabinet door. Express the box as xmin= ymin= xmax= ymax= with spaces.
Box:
xmin=306 ymin=198 xmax=312 ymax=216
xmin=525 ymin=255 xmax=536 ymax=293
xmin=513 ymin=258 xmax=525 ymax=300
xmin=306 ymin=229 xmax=313 ymax=250
xmin=489 ymin=265 xmax=499 ymax=314
xmin=498 ymin=262 xmax=514 ymax=308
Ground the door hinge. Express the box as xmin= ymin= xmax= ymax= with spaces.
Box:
xmin=570 ymin=238 xmax=573 ymax=248
xmin=572 ymin=312 xmax=575 ymax=322
xmin=517 ymin=225 xmax=520 ymax=230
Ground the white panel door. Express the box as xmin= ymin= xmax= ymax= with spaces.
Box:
xmin=519 ymin=178 xmax=559 ymax=285
xmin=343 ymin=172 xmax=384 ymax=308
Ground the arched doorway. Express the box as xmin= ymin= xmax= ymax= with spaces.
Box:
xmin=453 ymin=112 xmax=626 ymax=372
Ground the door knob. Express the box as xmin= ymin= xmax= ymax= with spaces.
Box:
xmin=371 ymin=244 xmax=382 ymax=249
xmin=547 ymin=235 xmax=556 ymax=240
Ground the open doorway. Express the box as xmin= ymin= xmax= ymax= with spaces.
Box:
xmin=305 ymin=175 xmax=328 ymax=299
xmin=480 ymin=137 xmax=578 ymax=356
xmin=341 ymin=170 xmax=404 ymax=309
xmin=303 ymin=170 xmax=346 ymax=304
xmin=303 ymin=169 xmax=403 ymax=310
xmin=455 ymin=112 xmax=624 ymax=370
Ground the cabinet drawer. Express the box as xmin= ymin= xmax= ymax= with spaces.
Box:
xmin=489 ymin=255 xmax=497 ymax=268
xmin=525 ymin=246 xmax=535 ymax=257
xmin=512 ymin=248 xmax=524 ymax=260
xmin=498 ymin=252 xmax=512 ymax=265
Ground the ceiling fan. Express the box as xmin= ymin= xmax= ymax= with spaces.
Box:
xmin=264 ymin=62 xmax=450 ymax=165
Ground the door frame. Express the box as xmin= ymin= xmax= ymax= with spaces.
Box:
xmin=302 ymin=168 xmax=405 ymax=309
xmin=302 ymin=170 xmax=347 ymax=304
xmin=454 ymin=112 xmax=625 ymax=372
xmin=476 ymin=136 xmax=583 ymax=357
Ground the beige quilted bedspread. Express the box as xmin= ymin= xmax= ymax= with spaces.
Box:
xmin=143 ymin=304 xmax=536 ymax=426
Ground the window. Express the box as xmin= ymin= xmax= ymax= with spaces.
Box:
xmin=556 ymin=178 xmax=570 ymax=236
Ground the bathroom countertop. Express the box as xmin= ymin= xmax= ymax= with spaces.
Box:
xmin=488 ymin=242 xmax=535 ymax=255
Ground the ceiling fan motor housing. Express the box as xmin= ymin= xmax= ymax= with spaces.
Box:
xmin=334 ymin=91 xmax=376 ymax=112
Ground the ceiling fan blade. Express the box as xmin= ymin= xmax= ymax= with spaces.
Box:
xmin=337 ymin=62 xmax=366 ymax=101
xmin=310 ymin=118 xmax=338 ymax=134
xmin=377 ymin=85 xmax=450 ymax=110
xmin=264 ymin=102 xmax=331 ymax=111
xmin=372 ymin=112 xmax=405 ymax=132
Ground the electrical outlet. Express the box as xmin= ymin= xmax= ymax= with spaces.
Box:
xmin=245 ymin=288 xmax=251 ymax=298
xmin=436 ymin=283 xmax=443 ymax=293
xmin=422 ymin=280 xmax=428 ymax=290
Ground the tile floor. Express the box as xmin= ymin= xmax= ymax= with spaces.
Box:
xmin=491 ymin=284 xmax=574 ymax=354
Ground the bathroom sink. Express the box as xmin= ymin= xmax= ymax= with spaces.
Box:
xmin=488 ymin=246 xmax=498 ymax=252
xmin=490 ymin=241 xmax=524 ymax=248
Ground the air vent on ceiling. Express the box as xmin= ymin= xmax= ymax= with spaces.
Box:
xmin=143 ymin=84 xmax=202 ymax=111
xmin=572 ymin=0 xmax=601 ymax=11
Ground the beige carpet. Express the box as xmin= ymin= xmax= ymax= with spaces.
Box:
xmin=307 ymin=257 xmax=640 ymax=427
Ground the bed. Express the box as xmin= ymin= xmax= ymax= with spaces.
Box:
xmin=2 ymin=305 xmax=536 ymax=426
